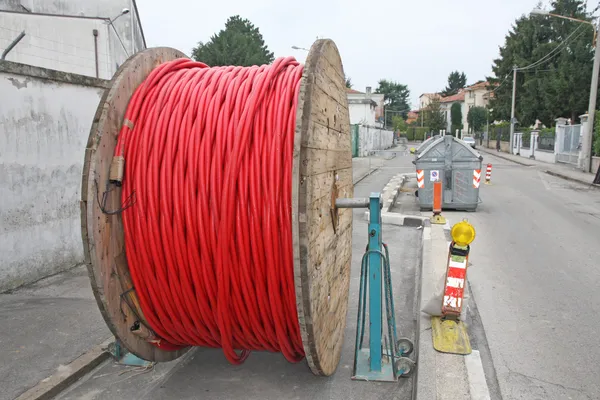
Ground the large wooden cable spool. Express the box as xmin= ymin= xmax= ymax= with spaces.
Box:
xmin=80 ymin=39 xmax=353 ymax=376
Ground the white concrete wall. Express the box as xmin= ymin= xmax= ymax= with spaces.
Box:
xmin=349 ymin=102 xmax=376 ymax=126
xmin=0 ymin=13 xmax=114 ymax=78
xmin=0 ymin=64 xmax=107 ymax=291
xmin=0 ymin=0 xmax=145 ymax=78
xmin=592 ymin=157 xmax=600 ymax=173
xmin=534 ymin=150 xmax=556 ymax=163
xmin=358 ymin=125 xmax=394 ymax=156
xmin=514 ymin=134 xmax=556 ymax=163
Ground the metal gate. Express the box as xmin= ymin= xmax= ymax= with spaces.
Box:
xmin=556 ymin=124 xmax=581 ymax=165
xmin=351 ymin=124 xmax=359 ymax=157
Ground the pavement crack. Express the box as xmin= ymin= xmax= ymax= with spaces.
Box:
xmin=505 ymin=368 xmax=592 ymax=399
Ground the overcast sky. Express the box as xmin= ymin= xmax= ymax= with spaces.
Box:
xmin=137 ymin=0 xmax=594 ymax=110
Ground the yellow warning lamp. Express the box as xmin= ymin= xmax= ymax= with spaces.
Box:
xmin=450 ymin=220 xmax=476 ymax=247
xmin=410 ymin=147 xmax=416 ymax=154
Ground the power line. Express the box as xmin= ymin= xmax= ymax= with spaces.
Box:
xmin=517 ymin=23 xmax=588 ymax=71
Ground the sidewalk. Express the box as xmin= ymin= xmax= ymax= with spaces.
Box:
xmin=352 ymin=155 xmax=386 ymax=184
xmin=0 ymin=266 xmax=109 ymax=400
xmin=478 ymin=147 xmax=598 ymax=186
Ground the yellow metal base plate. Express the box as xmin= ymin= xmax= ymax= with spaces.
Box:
xmin=430 ymin=214 xmax=446 ymax=225
xmin=431 ymin=317 xmax=472 ymax=355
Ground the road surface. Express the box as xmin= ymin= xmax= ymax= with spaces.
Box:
xmin=450 ymin=153 xmax=600 ymax=400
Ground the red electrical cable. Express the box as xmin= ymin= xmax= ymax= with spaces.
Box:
xmin=114 ymin=57 xmax=305 ymax=364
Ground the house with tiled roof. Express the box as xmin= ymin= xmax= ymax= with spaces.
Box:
xmin=439 ymin=90 xmax=466 ymax=134
xmin=346 ymin=86 xmax=385 ymax=127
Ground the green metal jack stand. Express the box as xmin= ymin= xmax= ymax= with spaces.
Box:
xmin=107 ymin=340 xmax=154 ymax=367
xmin=336 ymin=193 xmax=415 ymax=382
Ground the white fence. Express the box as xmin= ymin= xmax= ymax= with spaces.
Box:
xmin=358 ymin=125 xmax=394 ymax=157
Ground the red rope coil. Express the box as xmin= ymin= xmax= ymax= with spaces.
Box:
xmin=114 ymin=57 xmax=305 ymax=364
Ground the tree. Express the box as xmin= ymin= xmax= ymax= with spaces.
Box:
xmin=467 ymin=106 xmax=488 ymax=133
xmin=192 ymin=16 xmax=274 ymax=66
xmin=442 ymin=71 xmax=467 ymax=97
xmin=375 ymin=79 xmax=411 ymax=126
xmin=424 ymin=97 xmax=445 ymax=133
xmin=345 ymin=77 xmax=353 ymax=89
xmin=450 ymin=103 xmax=463 ymax=135
xmin=392 ymin=115 xmax=407 ymax=132
xmin=488 ymin=0 xmax=595 ymax=126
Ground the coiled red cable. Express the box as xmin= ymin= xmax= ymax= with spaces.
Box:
xmin=114 ymin=57 xmax=305 ymax=364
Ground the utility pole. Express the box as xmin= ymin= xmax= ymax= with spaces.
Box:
xmin=580 ymin=20 xmax=600 ymax=172
xmin=509 ymin=66 xmax=517 ymax=154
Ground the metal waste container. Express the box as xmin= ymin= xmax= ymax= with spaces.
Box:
xmin=414 ymin=135 xmax=483 ymax=211
xmin=414 ymin=135 xmax=440 ymax=156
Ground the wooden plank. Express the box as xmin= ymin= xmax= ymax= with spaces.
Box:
xmin=307 ymin=85 xmax=350 ymax=135
xmin=302 ymin=120 xmax=351 ymax=151
xmin=301 ymin=147 xmax=352 ymax=176
xmin=301 ymin=168 xmax=352 ymax=207
xmin=293 ymin=39 xmax=353 ymax=376
xmin=82 ymin=48 xmax=189 ymax=362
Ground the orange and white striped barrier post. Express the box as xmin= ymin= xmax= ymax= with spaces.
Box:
xmin=473 ymin=169 xmax=481 ymax=189
xmin=430 ymin=181 xmax=446 ymax=224
xmin=441 ymin=220 xmax=475 ymax=317
xmin=485 ymin=164 xmax=492 ymax=185
xmin=417 ymin=169 xmax=424 ymax=189
xmin=431 ymin=220 xmax=476 ymax=355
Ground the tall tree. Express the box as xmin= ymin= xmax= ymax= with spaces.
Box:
xmin=450 ymin=103 xmax=463 ymax=135
xmin=424 ymin=98 xmax=445 ymax=133
xmin=375 ymin=79 xmax=411 ymax=125
xmin=392 ymin=115 xmax=407 ymax=132
xmin=467 ymin=106 xmax=488 ymax=133
xmin=345 ymin=77 xmax=353 ymax=88
xmin=192 ymin=16 xmax=274 ymax=66
xmin=488 ymin=0 xmax=594 ymax=126
xmin=442 ymin=71 xmax=467 ymax=96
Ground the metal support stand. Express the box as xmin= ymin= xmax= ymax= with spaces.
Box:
xmin=336 ymin=194 xmax=415 ymax=382
xmin=107 ymin=340 xmax=154 ymax=367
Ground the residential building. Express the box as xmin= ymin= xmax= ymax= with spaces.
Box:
xmin=347 ymin=86 xmax=385 ymax=127
xmin=406 ymin=110 xmax=419 ymax=126
xmin=463 ymin=81 xmax=491 ymax=133
xmin=418 ymin=93 xmax=439 ymax=110
xmin=464 ymin=81 xmax=491 ymax=110
xmin=0 ymin=0 xmax=145 ymax=79
xmin=440 ymin=91 xmax=466 ymax=135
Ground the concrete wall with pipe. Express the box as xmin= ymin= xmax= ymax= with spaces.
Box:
xmin=0 ymin=12 xmax=113 ymax=78
xmin=0 ymin=0 xmax=146 ymax=79
xmin=358 ymin=125 xmax=394 ymax=157
xmin=0 ymin=60 xmax=108 ymax=291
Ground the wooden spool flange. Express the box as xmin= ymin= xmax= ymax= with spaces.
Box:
xmin=81 ymin=39 xmax=352 ymax=375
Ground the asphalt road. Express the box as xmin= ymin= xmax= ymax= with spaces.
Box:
xmin=447 ymin=153 xmax=600 ymax=400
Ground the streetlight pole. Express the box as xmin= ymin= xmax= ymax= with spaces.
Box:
xmin=509 ymin=66 xmax=517 ymax=154
xmin=581 ymin=20 xmax=600 ymax=172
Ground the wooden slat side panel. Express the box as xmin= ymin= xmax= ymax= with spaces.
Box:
xmin=295 ymin=39 xmax=353 ymax=376
xmin=83 ymin=48 xmax=189 ymax=362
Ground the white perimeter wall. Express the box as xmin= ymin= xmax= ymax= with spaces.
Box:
xmin=0 ymin=64 xmax=107 ymax=290
xmin=358 ymin=125 xmax=394 ymax=156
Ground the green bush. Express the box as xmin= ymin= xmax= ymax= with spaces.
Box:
xmin=594 ymin=111 xmax=600 ymax=157
xmin=414 ymin=127 xmax=428 ymax=141
xmin=490 ymin=125 xmax=510 ymax=141
xmin=405 ymin=127 xmax=429 ymax=141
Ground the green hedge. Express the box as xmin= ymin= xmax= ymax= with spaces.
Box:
xmin=595 ymin=111 xmax=600 ymax=157
xmin=490 ymin=125 xmax=510 ymax=141
xmin=405 ymin=127 xmax=430 ymax=141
